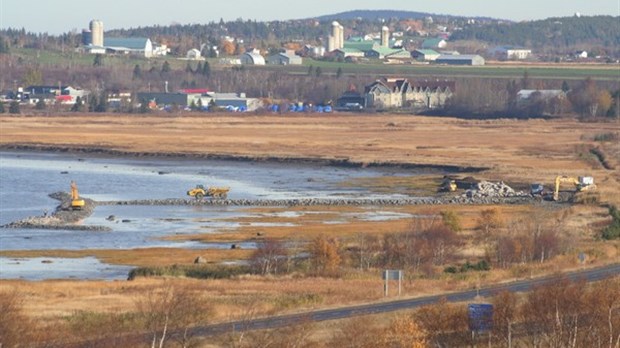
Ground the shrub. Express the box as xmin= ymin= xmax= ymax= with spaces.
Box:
xmin=601 ymin=205 xmax=620 ymax=240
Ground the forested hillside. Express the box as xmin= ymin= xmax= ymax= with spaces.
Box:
xmin=451 ymin=16 xmax=620 ymax=49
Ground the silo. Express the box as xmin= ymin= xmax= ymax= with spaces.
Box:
xmin=338 ymin=24 xmax=344 ymax=49
xmin=331 ymin=22 xmax=340 ymax=50
xmin=82 ymin=29 xmax=92 ymax=45
xmin=89 ymin=20 xmax=104 ymax=47
xmin=381 ymin=26 xmax=390 ymax=47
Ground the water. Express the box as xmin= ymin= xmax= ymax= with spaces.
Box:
xmin=0 ymin=151 xmax=418 ymax=280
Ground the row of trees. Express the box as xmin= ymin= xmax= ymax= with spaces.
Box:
xmin=3 ymin=277 xmax=617 ymax=347
xmin=249 ymin=207 xmax=573 ymax=279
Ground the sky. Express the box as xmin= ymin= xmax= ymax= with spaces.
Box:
xmin=0 ymin=0 xmax=618 ymax=34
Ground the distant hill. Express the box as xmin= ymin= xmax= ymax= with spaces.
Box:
xmin=314 ymin=9 xmax=500 ymax=22
xmin=450 ymin=15 xmax=620 ymax=49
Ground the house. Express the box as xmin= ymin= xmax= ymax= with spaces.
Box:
xmin=136 ymin=92 xmax=195 ymax=107
xmin=575 ymin=50 xmax=588 ymax=59
xmin=186 ymin=48 xmax=202 ymax=60
xmin=490 ymin=46 xmax=532 ymax=60
xmin=104 ymin=37 xmax=154 ymax=57
xmin=364 ymin=78 xmax=455 ymax=109
xmin=421 ymin=38 xmax=447 ymax=49
xmin=266 ymin=51 xmax=302 ymax=65
xmin=517 ymin=89 xmax=565 ymax=104
xmin=411 ymin=49 xmax=440 ymax=61
xmin=435 ymin=55 xmax=485 ymax=66
xmin=240 ymin=52 xmax=265 ymax=65
xmin=516 ymin=89 xmax=566 ymax=114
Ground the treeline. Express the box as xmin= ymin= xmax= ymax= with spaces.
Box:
xmin=451 ymin=16 xmax=620 ymax=55
xmin=445 ymin=75 xmax=619 ymax=119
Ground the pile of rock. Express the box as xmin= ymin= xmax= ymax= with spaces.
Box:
xmin=464 ymin=181 xmax=528 ymax=199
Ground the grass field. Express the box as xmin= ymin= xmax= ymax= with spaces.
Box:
xmin=10 ymin=48 xmax=620 ymax=80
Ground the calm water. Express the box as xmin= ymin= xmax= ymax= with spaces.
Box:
xmin=0 ymin=151 xmax=416 ymax=279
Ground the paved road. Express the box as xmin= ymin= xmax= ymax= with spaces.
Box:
xmin=188 ymin=263 xmax=619 ymax=336
xmin=65 ymin=263 xmax=619 ymax=347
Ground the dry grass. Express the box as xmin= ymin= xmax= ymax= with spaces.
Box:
xmin=1 ymin=113 xmax=619 ymax=334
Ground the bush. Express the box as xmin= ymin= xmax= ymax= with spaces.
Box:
xmin=601 ymin=205 xmax=620 ymax=240
xmin=127 ymin=264 xmax=250 ymax=280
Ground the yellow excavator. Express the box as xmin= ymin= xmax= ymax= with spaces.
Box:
xmin=553 ymin=176 xmax=595 ymax=201
xmin=70 ymin=180 xmax=85 ymax=210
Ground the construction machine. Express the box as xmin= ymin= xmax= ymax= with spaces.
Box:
xmin=553 ymin=176 xmax=595 ymax=201
xmin=439 ymin=176 xmax=457 ymax=192
xmin=187 ymin=185 xmax=230 ymax=199
xmin=70 ymin=181 xmax=85 ymax=210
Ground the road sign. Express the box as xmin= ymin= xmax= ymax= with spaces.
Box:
xmin=382 ymin=270 xmax=404 ymax=297
xmin=468 ymin=303 xmax=493 ymax=333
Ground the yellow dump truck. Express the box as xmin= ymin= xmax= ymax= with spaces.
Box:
xmin=187 ymin=185 xmax=230 ymax=199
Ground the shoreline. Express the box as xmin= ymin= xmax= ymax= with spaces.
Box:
xmin=0 ymin=144 xmax=488 ymax=173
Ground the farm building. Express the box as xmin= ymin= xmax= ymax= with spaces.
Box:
xmin=435 ymin=55 xmax=485 ymax=66
xmin=240 ymin=52 xmax=266 ymax=65
xmin=266 ymin=51 xmax=303 ymax=65
xmin=186 ymin=48 xmax=202 ymax=60
xmin=411 ymin=49 xmax=440 ymax=61
xmin=365 ymin=47 xmax=411 ymax=60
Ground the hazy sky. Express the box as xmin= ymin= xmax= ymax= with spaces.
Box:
xmin=0 ymin=0 xmax=618 ymax=34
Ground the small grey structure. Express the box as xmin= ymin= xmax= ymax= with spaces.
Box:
xmin=266 ymin=52 xmax=302 ymax=65
xmin=435 ymin=54 xmax=485 ymax=66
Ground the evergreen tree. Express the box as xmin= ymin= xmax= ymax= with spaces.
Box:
xmin=202 ymin=61 xmax=211 ymax=78
xmin=88 ymin=95 xmax=97 ymax=112
xmin=0 ymin=101 xmax=5 ymax=113
xmin=161 ymin=61 xmax=171 ymax=73
xmin=35 ymin=98 xmax=46 ymax=110
xmin=195 ymin=61 xmax=203 ymax=75
xmin=208 ymin=99 xmax=217 ymax=112
xmin=93 ymin=54 xmax=103 ymax=67
xmin=307 ymin=65 xmax=314 ymax=76
xmin=95 ymin=93 xmax=107 ymax=112
xmin=520 ymin=70 xmax=530 ymax=89
xmin=132 ymin=64 xmax=142 ymax=79
xmin=315 ymin=67 xmax=322 ymax=77
xmin=189 ymin=100 xmax=197 ymax=111
xmin=139 ymin=98 xmax=150 ymax=113
xmin=71 ymin=96 xmax=82 ymax=112
xmin=185 ymin=62 xmax=194 ymax=73
xmin=9 ymin=101 xmax=20 ymax=114
xmin=336 ymin=67 xmax=343 ymax=79
xmin=0 ymin=35 xmax=9 ymax=54
xmin=561 ymin=80 xmax=570 ymax=92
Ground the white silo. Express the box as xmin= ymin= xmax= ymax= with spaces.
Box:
xmin=332 ymin=21 xmax=340 ymax=50
xmin=89 ymin=20 xmax=104 ymax=47
xmin=338 ymin=24 xmax=344 ymax=49
xmin=381 ymin=26 xmax=390 ymax=47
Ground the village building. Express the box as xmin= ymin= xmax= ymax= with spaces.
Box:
xmin=364 ymin=78 xmax=455 ymax=109
xmin=490 ymin=46 xmax=532 ymax=60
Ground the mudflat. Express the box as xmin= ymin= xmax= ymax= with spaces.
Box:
xmin=1 ymin=113 xmax=618 ymax=202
